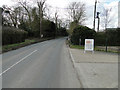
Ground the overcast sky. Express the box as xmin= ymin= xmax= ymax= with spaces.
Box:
xmin=0 ymin=0 xmax=119 ymax=30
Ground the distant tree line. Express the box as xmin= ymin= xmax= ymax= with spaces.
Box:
xmin=2 ymin=0 xmax=68 ymax=45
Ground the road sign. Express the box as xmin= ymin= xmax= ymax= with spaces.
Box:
xmin=84 ymin=39 xmax=94 ymax=52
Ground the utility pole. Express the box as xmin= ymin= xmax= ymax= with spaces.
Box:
xmin=118 ymin=1 xmax=120 ymax=28
xmin=40 ymin=7 xmax=42 ymax=38
xmin=96 ymin=12 xmax=100 ymax=32
xmin=0 ymin=7 xmax=3 ymax=57
xmin=97 ymin=17 xmax=100 ymax=32
xmin=0 ymin=8 xmax=2 ymax=30
xmin=93 ymin=0 xmax=97 ymax=30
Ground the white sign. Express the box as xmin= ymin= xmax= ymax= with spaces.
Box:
xmin=84 ymin=39 xmax=94 ymax=52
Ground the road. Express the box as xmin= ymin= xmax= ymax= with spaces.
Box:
xmin=2 ymin=37 xmax=81 ymax=88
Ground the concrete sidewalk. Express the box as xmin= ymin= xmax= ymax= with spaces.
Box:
xmin=69 ymin=48 xmax=118 ymax=88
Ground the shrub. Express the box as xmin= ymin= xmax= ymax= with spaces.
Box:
xmin=57 ymin=27 xmax=68 ymax=36
xmin=2 ymin=27 xmax=28 ymax=45
xmin=116 ymin=28 xmax=120 ymax=46
xmin=95 ymin=32 xmax=106 ymax=46
xmin=42 ymin=20 xmax=56 ymax=38
xmin=71 ymin=25 xmax=96 ymax=45
xmin=95 ymin=28 xmax=120 ymax=46
xmin=106 ymin=29 xmax=118 ymax=46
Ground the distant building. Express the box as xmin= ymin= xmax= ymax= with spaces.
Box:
xmin=118 ymin=1 xmax=120 ymax=27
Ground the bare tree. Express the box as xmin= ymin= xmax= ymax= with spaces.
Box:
xmin=101 ymin=7 xmax=112 ymax=30
xmin=54 ymin=9 xmax=59 ymax=28
xmin=2 ymin=5 xmax=13 ymax=26
xmin=19 ymin=1 xmax=32 ymax=28
xmin=54 ymin=9 xmax=59 ymax=36
xmin=44 ymin=5 xmax=52 ymax=20
xmin=67 ymin=2 xmax=86 ymax=25
xmin=37 ymin=0 xmax=46 ymax=38
xmin=2 ymin=5 xmax=22 ymax=28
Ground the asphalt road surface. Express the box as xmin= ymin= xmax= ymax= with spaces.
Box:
xmin=2 ymin=37 xmax=81 ymax=88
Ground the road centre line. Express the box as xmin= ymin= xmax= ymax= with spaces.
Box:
xmin=0 ymin=50 xmax=37 ymax=76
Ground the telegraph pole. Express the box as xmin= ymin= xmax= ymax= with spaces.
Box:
xmin=0 ymin=8 xmax=2 ymax=30
xmin=97 ymin=17 xmax=100 ymax=32
xmin=0 ymin=7 xmax=3 ymax=61
xmin=96 ymin=12 xmax=100 ymax=32
xmin=93 ymin=0 xmax=97 ymax=30
xmin=118 ymin=1 xmax=120 ymax=28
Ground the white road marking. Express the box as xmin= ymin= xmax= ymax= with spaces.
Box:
xmin=0 ymin=50 xmax=37 ymax=76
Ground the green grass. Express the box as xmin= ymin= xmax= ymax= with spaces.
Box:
xmin=69 ymin=44 xmax=119 ymax=53
xmin=95 ymin=48 xmax=119 ymax=53
xmin=70 ymin=44 xmax=84 ymax=49
xmin=2 ymin=39 xmax=36 ymax=52
xmin=2 ymin=37 xmax=55 ymax=53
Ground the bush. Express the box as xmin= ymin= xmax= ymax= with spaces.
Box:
xmin=42 ymin=20 xmax=56 ymax=38
xmin=116 ymin=28 xmax=120 ymax=46
xmin=106 ymin=29 xmax=118 ymax=46
xmin=95 ymin=28 xmax=120 ymax=46
xmin=2 ymin=27 xmax=28 ymax=45
xmin=95 ymin=32 xmax=106 ymax=46
xmin=71 ymin=25 xmax=96 ymax=45
xmin=57 ymin=27 xmax=68 ymax=36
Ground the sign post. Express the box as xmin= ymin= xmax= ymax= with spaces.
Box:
xmin=84 ymin=39 xmax=94 ymax=53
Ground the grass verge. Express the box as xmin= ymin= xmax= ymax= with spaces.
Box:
xmin=67 ymin=40 xmax=119 ymax=53
xmin=70 ymin=44 xmax=84 ymax=49
xmin=2 ymin=37 xmax=54 ymax=53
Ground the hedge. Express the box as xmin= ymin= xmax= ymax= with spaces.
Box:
xmin=57 ymin=27 xmax=68 ymax=36
xmin=70 ymin=26 xmax=120 ymax=46
xmin=95 ymin=32 xmax=106 ymax=46
xmin=95 ymin=28 xmax=120 ymax=46
xmin=71 ymin=25 xmax=96 ymax=45
xmin=2 ymin=27 xmax=28 ymax=45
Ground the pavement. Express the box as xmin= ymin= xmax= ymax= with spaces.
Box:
xmin=1 ymin=37 xmax=81 ymax=88
xmin=69 ymin=48 xmax=118 ymax=88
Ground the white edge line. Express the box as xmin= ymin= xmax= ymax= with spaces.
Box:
xmin=0 ymin=50 xmax=37 ymax=76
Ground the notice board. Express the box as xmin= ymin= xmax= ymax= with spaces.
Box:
xmin=85 ymin=39 xmax=94 ymax=51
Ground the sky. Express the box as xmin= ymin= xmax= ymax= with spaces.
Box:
xmin=0 ymin=0 xmax=119 ymax=30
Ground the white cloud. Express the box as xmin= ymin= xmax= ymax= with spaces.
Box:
xmin=84 ymin=0 xmax=119 ymax=30
xmin=0 ymin=0 xmax=15 ymax=7
xmin=46 ymin=0 xmax=68 ymax=8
